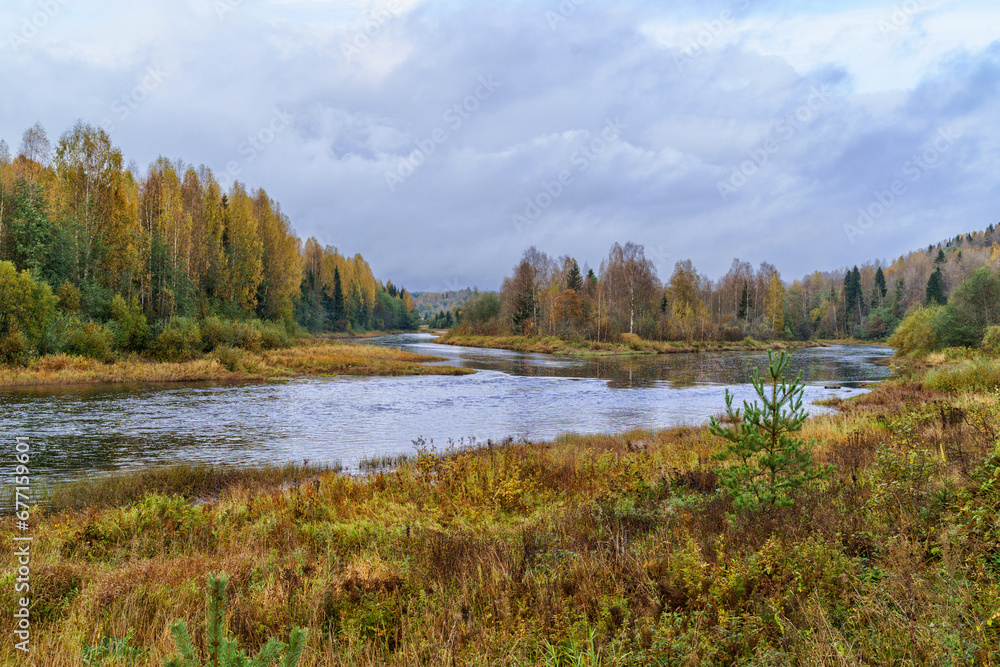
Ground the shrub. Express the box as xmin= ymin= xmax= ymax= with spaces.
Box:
xmin=232 ymin=320 xmax=262 ymax=352
xmin=982 ymin=325 xmax=1000 ymax=355
xmin=0 ymin=260 xmax=56 ymax=358
xmin=107 ymin=294 xmax=149 ymax=352
xmin=0 ymin=327 xmax=31 ymax=366
xmin=155 ymin=317 xmax=202 ymax=362
xmin=55 ymin=280 xmax=82 ymax=314
xmin=200 ymin=316 xmax=236 ymax=352
xmin=620 ymin=332 xmax=644 ymax=351
xmin=709 ymin=351 xmax=833 ymax=510
xmin=213 ymin=346 xmax=243 ymax=372
xmin=889 ymin=306 xmax=941 ymax=357
xmin=258 ymin=321 xmax=292 ymax=349
xmin=66 ymin=319 xmax=114 ymax=362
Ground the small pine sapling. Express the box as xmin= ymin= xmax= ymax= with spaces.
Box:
xmin=709 ymin=351 xmax=833 ymax=510
xmin=165 ymin=573 xmax=308 ymax=667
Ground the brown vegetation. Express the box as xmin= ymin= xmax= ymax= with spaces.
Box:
xmin=3 ymin=367 xmax=1000 ymax=664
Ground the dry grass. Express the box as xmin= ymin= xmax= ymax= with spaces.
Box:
xmin=0 ymin=341 xmax=471 ymax=388
xmin=435 ymin=332 xmax=826 ymax=357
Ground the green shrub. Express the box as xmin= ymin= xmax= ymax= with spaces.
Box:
xmin=924 ymin=358 xmax=1000 ymax=393
xmin=55 ymin=280 xmax=82 ymax=314
xmin=0 ymin=260 xmax=56 ymax=358
xmin=0 ymin=327 xmax=31 ymax=366
xmin=66 ymin=319 xmax=115 ymax=362
xmin=258 ymin=321 xmax=292 ymax=349
xmin=200 ymin=316 xmax=236 ymax=352
xmin=231 ymin=319 xmax=292 ymax=352
xmin=888 ymin=306 xmax=941 ymax=357
xmin=107 ymin=294 xmax=149 ymax=352
xmin=155 ymin=317 xmax=203 ymax=362
xmin=982 ymin=325 xmax=1000 ymax=355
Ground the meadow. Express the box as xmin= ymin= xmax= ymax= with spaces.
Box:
xmin=2 ymin=352 xmax=1000 ymax=665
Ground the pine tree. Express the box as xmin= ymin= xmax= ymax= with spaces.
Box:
xmin=738 ymin=284 xmax=749 ymax=321
xmin=566 ymin=258 xmax=583 ymax=293
xmin=926 ymin=267 xmax=946 ymax=306
xmin=709 ymin=351 xmax=833 ymax=510
xmin=873 ymin=266 xmax=887 ymax=309
xmin=935 ymin=249 xmax=946 ymax=265
xmin=332 ymin=266 xmax=345 ymax=329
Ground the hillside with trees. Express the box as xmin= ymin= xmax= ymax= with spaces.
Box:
xmin=453 ymin=229 xmax=1000 ymax=345
xmin=0 ymin=122 xmax=418 ymax=365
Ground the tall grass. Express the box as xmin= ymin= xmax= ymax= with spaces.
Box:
xmin=0 ymin=340 xmax=471 ymax=387
xmin=1 ymin=377 xmax=999 ymax=664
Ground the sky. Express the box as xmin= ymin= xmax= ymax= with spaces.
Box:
xmin=2 ymin=0 xmax=999 ymax=292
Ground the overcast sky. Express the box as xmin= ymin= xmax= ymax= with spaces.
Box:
xmin=3 ymin=0 xmax=998 ymax=291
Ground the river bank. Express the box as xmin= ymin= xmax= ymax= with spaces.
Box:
xmin=0 ymin=339 xmax=472 ymax=388
xmin=3 ymin=357 xmax=998 ymax=665
xmin=434 ymin=331 xmax=829 ymax=356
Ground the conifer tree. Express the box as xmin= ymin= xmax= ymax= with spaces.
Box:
xmin=926 ymin=267 xmax=946 ymax=306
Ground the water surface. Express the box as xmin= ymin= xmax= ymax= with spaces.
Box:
xmin=0 ymin=335 xmax=892 ymax=483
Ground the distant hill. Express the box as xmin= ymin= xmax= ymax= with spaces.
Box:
xmin=412 ymin=289 xmax=474 ymax=318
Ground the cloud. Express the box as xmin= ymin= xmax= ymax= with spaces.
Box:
xmin=1 ymin=0 xmax=998 ymax=290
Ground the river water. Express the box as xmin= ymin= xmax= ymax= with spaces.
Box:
xmin=1 ymin=335 xmax=892 ymax=483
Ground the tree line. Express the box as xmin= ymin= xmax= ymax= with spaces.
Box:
xmin=0 ymin=122 xmax=418 ymax=364
xmin=455 ymin=228 xmax=1000 ymax=344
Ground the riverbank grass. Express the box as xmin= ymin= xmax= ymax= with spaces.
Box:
xmin=435 ymin=331 xmax=827 ymax=356
xmin=3 ymin=363 xmax=1000 ymax=664
xmin=0 ymin=339 xmax=472 ymax=387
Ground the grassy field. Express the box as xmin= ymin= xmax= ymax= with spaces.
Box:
xmin=0 ymin=340 xmax=472 ymax=387
xmin=434 ymin=332 xmax=827 ymax=357
xmin=3 ymin=355 xmax=1000 ymax=664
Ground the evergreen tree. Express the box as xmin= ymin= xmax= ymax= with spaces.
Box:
xmin=843 ymin=266 xmax=862 ymax=327
xmin=709 ymin=351 xmax=833 ymax=510
xmin=738 ymin=284 xmax=749 ymax=321
xmin=566 ymin=258 xmax=583 ymax=293
xmin=926 ymin=267 xmax=946 ymax=306
xmin=935 ymin=249 xmax=946 ymax=265
xmin=332 ymin=266 xmax=345 ymax=329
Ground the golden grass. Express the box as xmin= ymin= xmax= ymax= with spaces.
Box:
xmin=435 ymin=332 xmax=826 ymax=357
xmin=0 ymin=341 xmax=472 ymax=388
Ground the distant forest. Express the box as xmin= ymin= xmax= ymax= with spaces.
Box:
xmin=453 ymin=229 xmax=1000 ymax=345
xmin=0 ymin=122 xmax=418 ymax=364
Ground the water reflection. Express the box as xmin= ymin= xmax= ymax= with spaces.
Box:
xmin=0 ymin=336 xmax=892 ymax=485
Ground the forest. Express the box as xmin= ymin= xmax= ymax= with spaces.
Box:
xmin=453 ymin=230 xmax=1000 ymax=346
xmin=0 ymin=122 xmax=419 ymax=365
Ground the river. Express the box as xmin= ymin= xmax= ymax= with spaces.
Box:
xmin=1 ymin=335 xmax=892 ymax=483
